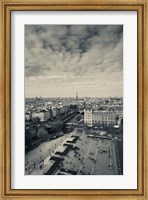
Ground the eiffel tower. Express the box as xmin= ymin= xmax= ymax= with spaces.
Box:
xmin=76 ymin=92 xmax=78 ymax=100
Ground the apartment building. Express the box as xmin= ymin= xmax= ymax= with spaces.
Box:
xmin=32 ymin=110 xmax=50 ymax=122
xmin=84 ymin=109 xmax=93 ymax=127
xmin=84 ymin=109 xmax=116 ymax=127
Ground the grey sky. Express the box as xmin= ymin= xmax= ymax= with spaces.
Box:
xmin=25 ymin=25 xmax=123 ymax=98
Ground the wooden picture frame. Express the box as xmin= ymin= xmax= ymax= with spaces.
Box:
xmin=0 ymin=0 xmax=147 ymax=199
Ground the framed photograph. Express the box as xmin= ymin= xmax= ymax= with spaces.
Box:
xmin=0 ymin=0 xmax=148 ymax=199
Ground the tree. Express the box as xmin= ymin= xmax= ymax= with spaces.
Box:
xmin=76 ymin=114 xmax=82 ymax=122
xmin=37 ymin=126 xmax=49 ymax=141
xmin=54 ymin=120 xmax=64 ymax=132
xmin=32 ymin=117 xmax=40 ymax=124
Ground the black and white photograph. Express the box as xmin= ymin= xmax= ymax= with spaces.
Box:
xmin=25 ymin=25 xmax=123 ymax=175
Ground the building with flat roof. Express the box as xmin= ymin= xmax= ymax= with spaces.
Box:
xmin=84 ymin=109 xmax=93 ymax=127
xmin=84 ymin=109 xmax=116 ymax=127
xmin=32 ymin=110 xmax=50 ymax=122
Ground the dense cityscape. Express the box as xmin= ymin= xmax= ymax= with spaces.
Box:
xmin=25 ymin=94 xmax=123 ymax=175
xmin=25 ymin=24 xmax=123 ymax=176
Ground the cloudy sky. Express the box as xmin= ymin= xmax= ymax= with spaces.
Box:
xmin=25 ymin=25 xmax=123 ymax=98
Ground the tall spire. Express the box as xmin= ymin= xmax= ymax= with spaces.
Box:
xmin=76 ymin=92 xmax=78 ymax=100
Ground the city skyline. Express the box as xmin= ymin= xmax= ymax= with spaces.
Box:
xmin=25 ymin=25 xmax=123 ymax=98
xmin=25 ymin=95 xmax=123 ymax=99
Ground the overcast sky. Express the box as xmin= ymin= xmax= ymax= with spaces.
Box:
xmin=25 ymin=25 xmax=123 ymax=98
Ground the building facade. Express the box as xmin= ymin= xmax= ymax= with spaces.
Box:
xmin=84 ymin=109 xmax=116 ymax=127
xmin=84 ymin=109 xmax=93 ymax=127
xmin=52 ymin=106 xmax=58 ymax=118
xmin=25 ymin=113 xmax=31 ymax=121
xmin=32 ymin=111 xmax=50 ymax=122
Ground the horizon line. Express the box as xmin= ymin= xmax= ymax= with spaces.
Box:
xmin=25 ymin=96 xmax=123 ymax=99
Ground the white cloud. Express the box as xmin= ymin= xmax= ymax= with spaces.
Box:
xmin=25 ymin=25 xmax=123 ymax=97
